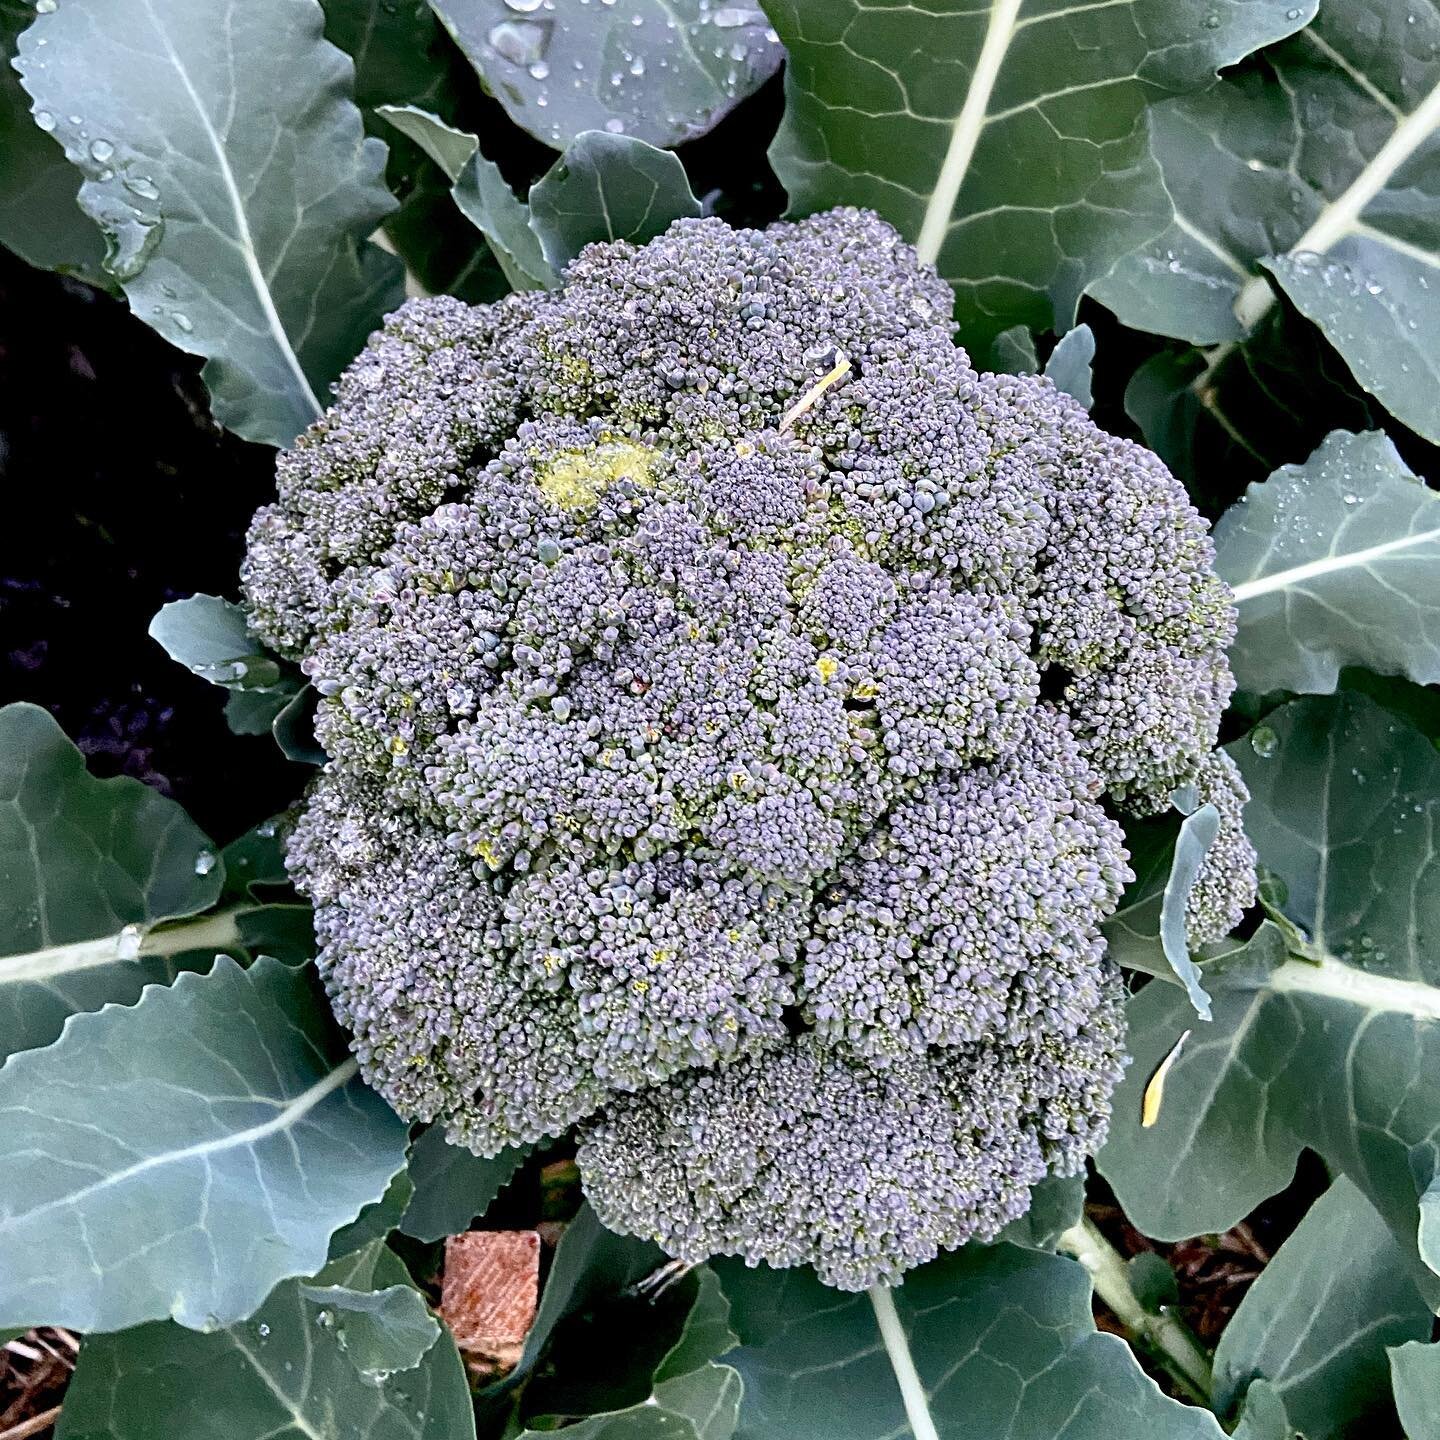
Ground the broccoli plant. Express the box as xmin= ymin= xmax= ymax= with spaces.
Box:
xmin=242 ymin=210 xmax=1252 ymax=1290
xmin=3 ymin=0 xmax=1440 ymax=1437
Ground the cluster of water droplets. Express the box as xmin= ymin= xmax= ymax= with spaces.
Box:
xmin=471 ymin=0 xmax=781 ymax=144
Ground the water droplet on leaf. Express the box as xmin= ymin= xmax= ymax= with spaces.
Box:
xmin=1250 ymin=724 xmax=1278 ymax=758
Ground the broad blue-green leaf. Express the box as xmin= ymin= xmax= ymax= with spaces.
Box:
xmin=297 ymin=1281 xmax=440 ymax=1384
xmin=510 ymin=1203 xmax=665 ymax=1383
xmin=655 ymin=1267 xmax=738 ymax=1384
xmin=1213 ymin=1177 xmax=1429 ymax=1437
xmin=1230 ymin=1381 xmax=1292 ymax=1440
xmin=0 ymin=0 xmax=105 ymax=280
xmin=1216 ymin=430 xmax=1440 ymax=693
xmin=1391 ymin=1342 xmax=1440 ymax=1440
xmin=324 ymin=0 xmax=506 ymax=302
xmin=762 ymin=0 xmax=1315 ymax=349
xmin=399 ymin=1125 xmax=526 ymax=1242
xmin=273 ymin=683 xmax=326 ymax=766
xmin=329 ymin=1171 xmax=415 ymax=1262
xmin=0 ymin=955 xmax=408 ymax=1332
xmin=1093 ymin=4 xmax=1440 ymax=441
xmin=429 ymin=0 xmax=782 ymax=151
xmin=1264 ymin=231 xmax=1440 ymax=447
xmin=986 ymin=324 xmax=1039 ymax=375
xmin=529 ymin=132 xmax=701 ymax=272
xmin=149 ymin=594 xmax=287 ymax=692
xmin=523 ymin=1365 xmax=742 ymax=1440
xmin=15 ymin=0 xmax=403 ymax=448
xmin=1102 ymin=805 xmax=1218 ymax=1020
xmin=717 ymin=1244 xmax=1222 ymax=1440
xmin=57 ymin=1242 xmax=474 ymax=1440
xmin=1044 ymin=324 xmax=1094 ymax=409
xmin=0 ymin=703 xmax=225 ymax=1063
xmin=1098 ymin=696 xmax=1440 ymax=1300
xmin=997 ymin=1173 xmax=1085 ymax=1252
xmin=378 ymin=103 xmax=556 ymax=290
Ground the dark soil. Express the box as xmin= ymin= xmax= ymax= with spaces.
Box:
xmin=0 ymin=247 xmax=301 ymax=844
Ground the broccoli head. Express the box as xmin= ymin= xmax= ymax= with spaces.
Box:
xmin=247 ymin=208 xmax=1252 ymax=1290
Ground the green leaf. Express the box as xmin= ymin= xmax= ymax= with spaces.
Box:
xmin=1101 ymin=805 xmax=1217 ymax=1019
xmin=1125 ymin=1252 xmax=1179 ymax=1314
xmin=1217 ymin=429 xmax=1440 ymax=694
xmin=0 ymin=0 xmax=106 ymax=280
xmin=324 ymin=0 xmax=507 ymax=302
xmin=996 ymin=1173 xmax=1085 ymax=1252
xmin=0 ymin=955 xmax=407 ymax=1332
xmin=482 ymin=1203 xmax=664 ymax=1401
xmin=429 ymin=0 xmax=782 ymax=151
xmin=0 ymin=703 xmax=225 ymax=1062
xmin=655 ymin=1267 xmax=739 ymax=1384
xmin=986 ymin=324 xmax=1039 ymax=375
xmin=14 ymin=0 xmax=403 ymax=448
xmin=762 ymin=0 xmax=1314 ymax=349
xmin=326 ymin=0 xmax=458 ymax=119
xmin=1043 ymin=324 xmax=1095 ymax=409
xmin=1391 ymin=1342 xmax=1440 ymax=1440
xmin=273 ymin=683 xmax=326 ymax=766
xmin=224 ymin=685 xmax=302 ymax=736
xmin=529 ymin=132 xmax=701 ymax=272
xmin=523 ymin=1364 xmax=743 ymax=1440
xmin=297 ymin=1282 xmax=440 ymax=1384
xmin=56 ymin=1243 xmax=475 ymax=1440
xmin=378 ymin=103 xmax=556 ymax=290
xmin=330 ymin=1170 xmax=416 ymax=1261
xmin=1093 ymin=5 xmax=1440 ymax=441
xmin=1098 ymin=695 xmax=1440 ymax=1298
xmin=149 ymin=594 xmax=286 ymax=692
xmin=1230 ymin=1380 xmax=1292 ymax=1440
xmin=399 ymin=1126 xmax=526 ymax=1242
xmin=1212 ymin=1177 xmax=1429 ymax=1438
xmin=716 ymin=1244 xmax=1222 ymax=1440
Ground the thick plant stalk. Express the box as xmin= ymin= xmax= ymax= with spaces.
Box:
xmin=1057 ymin=1217 xmax=1214 ymax=1406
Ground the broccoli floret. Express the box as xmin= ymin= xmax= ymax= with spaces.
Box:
xmin=251 ymin=207 xmax=1253 ymax=1290
xmin=1186 ymin=750 xmax=1259 ymax=947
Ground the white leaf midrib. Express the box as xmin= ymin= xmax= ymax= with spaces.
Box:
xmin=914 ymin=0 xmax=1023 ymax=266
xmin=1268 ymin=954 xmax=1440 ymax=1020
xmin=1 ymin=1057 xmax=359 ymax=1235
xmin=1228 ymin=524 xmax=1440 ymax=603
xmin=0 ymin=908 xmax=245 ymax=985
xmin=868 ymin=1283 xmax=941 ymax=1440
xmin=137 ymin=0 xmax=322 ymax=419
xmin=1235 ymin=45 xmax=1440 ymax=329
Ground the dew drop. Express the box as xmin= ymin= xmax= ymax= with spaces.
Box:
xmin=529 ymin=59 xmax=550 ymax=79
xmin=123 ymin=174 xmax=161 ymax=200
xmin=35 ymin=0 xmax=57 ymax=12
xmin=605 ymin=116 xmax=625 ymax=133
xmin=194 ymin=848 xmax=218 ymax=876
xmin=257 ymin=1323 xmax=271 ymax=1338
xmin=116 ymin=923 xmax=144 ymax=961
xmin=34 ymin=109 xmax=56 ymax=132
xmin=486 ymin=18 xmax=550 ymax=67
xmin=1249 ymin=724 xmax=1278 ymax=758
xmin=315 ymin=1309 xmax=334 ymax=1330
xmin=172 ymin=312 xmax=193 ymax=333
xmin=89 ymin=138 xmax=114 ymax=162
xmin=504 ymin=0 xmax=545 ymax=10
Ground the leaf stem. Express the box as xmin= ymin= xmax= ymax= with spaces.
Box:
xmin=867 ymin=1283 xmax=940 ymax=1440
xmin=1056 ymin=1217 xmax=1214 ymax=1406
xmin=138 ymin=906 xmax=247 ymax=959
